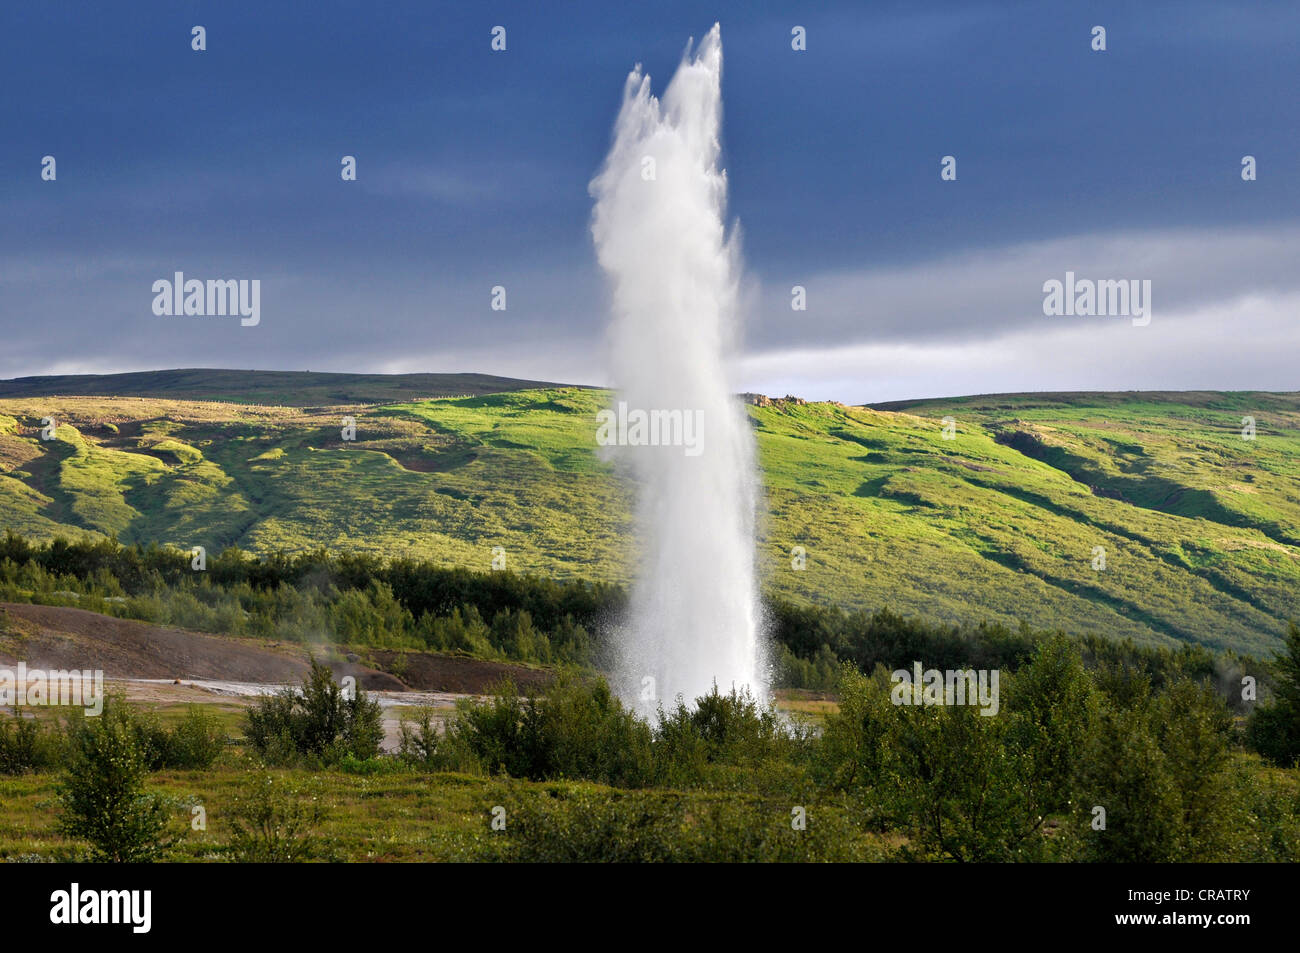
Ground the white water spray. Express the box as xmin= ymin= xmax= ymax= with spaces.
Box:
xmin=590 ymin=23 xmax=766 ymax=710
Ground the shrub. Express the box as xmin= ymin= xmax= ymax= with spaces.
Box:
xmin=1073 ymin=700 xmax=1183 ymax=862
xmin=329 ymin=581 xmax=414 ymax=647
xmin=881 ymin=700 xmax=1046 ymax=861
xmin=58 ymin=700 xmax=176 ymax=862
xmin=1246 ymin=703 xmax=1299 ymax=767
xmin=1073 ymin=677 xmax=1253 ymax=862
xmin=815 ymin=648 xmax=1093 ymax=861
xmin=80 ymin=703 xmax=226 ymax=771
xmin=165 ymin=705 xmax=226 ymax=769
xmin=1247 ymin=622 xmax=1300 ymax=766
xmin=397 ymin=706 xmax=442 ymax=767
xmin=336 ymin=753 xmax=401 ymax=775
xmin=244 ymin=657 xmax=384 ymax=765
xmin=124 ymin=708 xmax=173 ymax=770
xmin=0 ymin=711 xmax=63 ymax=774
xmin=416 ymin=606 xmax=494 ymax=656
xmin=1004 ymin=635 xmax=1097 ymax=816
xmin=653 ymin=685 xmax=800 ymax=789
xmin=1234 ymin=760 xmax=1300 ymax=862
xmin=447 ymin=674 xmax=654 ymax=787
xmin=226 ymin=767 xmax=325 ymax=862
xmin=242 ymin=692 xmax=302 ymax=765
xmin=1151 ymin=679 xmax=1246 ymax=861
xmin=485 ymin=786 xmax=884 ymax=862
xmin=814 ymin=664 xmax=894 ymax=792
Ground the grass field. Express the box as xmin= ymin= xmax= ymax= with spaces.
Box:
xmin=0 ymin=693 xmax=1291 ymax=863
xmin=0 ymin=695 xmax=882 ymax=863
xmin=1 ymin=375 xmax=1297 ymax=656
xmin=0 ymin=762 xmax=894 ymax=863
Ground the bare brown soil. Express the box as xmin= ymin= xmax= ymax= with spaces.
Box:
xmin=366 ymin=649 xmax=553 ymax=694
xmin=0 ymin=602 xmax=552 ymax=695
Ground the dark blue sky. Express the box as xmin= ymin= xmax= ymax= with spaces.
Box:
xmin=2 ymin=1 xmax=1297 ymax=401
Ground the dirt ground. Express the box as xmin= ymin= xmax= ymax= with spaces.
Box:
xmin=0 ymin=602 xmax=553 ymax=695
xmin=0 ymin=602 xmax=821 ymax=750
xmin=0 ymin=602 xmax=522 ymax=751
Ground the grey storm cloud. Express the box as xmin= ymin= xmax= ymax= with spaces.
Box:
xmin=745 ymin=224 xmax=1300 ymax=350
xmin=2 ymin=223 xmax=1297 ymax=404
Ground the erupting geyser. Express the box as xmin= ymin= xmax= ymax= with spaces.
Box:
xmin=589 ymin=23 xmax=766 ymax=710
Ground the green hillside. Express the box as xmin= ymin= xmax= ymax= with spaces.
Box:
xmin=1 ymin=378 xmax=1297 ymax=656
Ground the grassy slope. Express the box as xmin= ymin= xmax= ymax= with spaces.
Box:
xmin=1 ymin=383 xmax=1297 ymax=656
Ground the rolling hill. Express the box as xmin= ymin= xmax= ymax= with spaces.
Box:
xmin=1 ymin=372 xmax=1297 ymax=656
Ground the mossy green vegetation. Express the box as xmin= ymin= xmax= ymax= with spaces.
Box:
xmin=1 ymin=387 xmax=1296 ymax=655
xmin=2 ymin=648 xmax=1297 ymax=863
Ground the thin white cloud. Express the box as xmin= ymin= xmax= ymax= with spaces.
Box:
xmin=748 ymin=224 xmax=1300 ymax=350
xmin=739 ymin=290 xmax=1300 ymax=404
xmin=362 ymin=164 xmax=505 ymax=204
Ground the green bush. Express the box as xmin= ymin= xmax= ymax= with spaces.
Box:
xmin=1233 ymin=761 xmax=1300 ymax=862
xmin=1247 ymin=622 xmax=1300 ymax=766
xmin=818 ymin=660 xmax=1067 ymax=858
xmin=1004 ymin=634 xmax=1098 ymax=816
xmin=165 ymin=705 xmax=226 ymax=769
xmin=653 ymin=685 xmax=801 ymax=789
xmin=81 ymin=702 xmax=226 ymax=772
xmin=0 ymin=712 xmax=63 ymax=774
xmin=397 ymin=706 xmax=443 ymax=767
xmin=329 ymin=581 xmax=415 ymax=648
xmin=58 ymin=700 xmax=177 ymax=862
xmin=1247 ymin=703 xmax=1299 ymax=767
xmin=814 ymin=664 xmax=895 ymax=793
xmin=2 ymin=698 xmax=224 ymax=775
xmin=1073 ymin=698 xmax=1184 ymax=862
xmin=484 ymin=786 xmax=884 ymax=862
xmin=447 ymin=674 xmax=653 ymax=787
xmin=883 ymin=699 xmax=1048 ymax=862
xmin=1151 ymin=679 xmax=1243 ymax=860
xmin=244 ymin=658 xmax=384 ymax=765
xmin=776 ymin=644 xmax=841 ymax=691
xmin=1072 ymin=676 xmax=1256 ymax=862
xmin=226 ymin=767 xmax=325 ymax=862
xmin=124 ymin=708 xmax=173 ymax=770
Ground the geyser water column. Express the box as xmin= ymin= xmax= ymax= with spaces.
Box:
xmin=589 ymin=23 xmax=766 ymax=710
